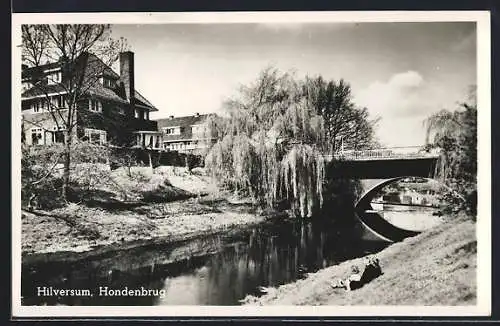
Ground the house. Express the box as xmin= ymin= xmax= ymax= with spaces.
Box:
xmin=21 ymin=51 xmax=162 ymax=149
xmin=155 ymin=113 xmax=216 ymax=154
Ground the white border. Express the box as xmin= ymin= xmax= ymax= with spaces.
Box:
xmin=12 ymin=11 xmax=491 ymax=318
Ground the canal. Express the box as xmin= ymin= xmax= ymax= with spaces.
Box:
xmin=21 ymin=207 xmax=439 ymax=306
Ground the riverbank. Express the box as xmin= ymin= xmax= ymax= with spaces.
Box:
xmin=242 ymin=213 xmax=476 ymax=305
xmin=21 ymin=166 xmax=278 ymax=258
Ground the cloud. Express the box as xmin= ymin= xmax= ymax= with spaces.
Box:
xmin=388 ymin=70 xmax=423 ymax=88
xmin=355 ymin=70 xmax=428 ymax=119
xmin=354 ymin=71 xmax=434 ymax=146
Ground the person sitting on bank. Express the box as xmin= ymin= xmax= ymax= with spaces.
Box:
xmin=331 ymin=256 xmax=382 ymax=291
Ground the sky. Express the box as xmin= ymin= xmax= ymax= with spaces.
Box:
xmin=111 ymin=22 xmax=476 ymax=147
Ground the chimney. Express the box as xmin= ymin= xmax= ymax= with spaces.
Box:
xmin=120 ymin=51 xmax=135 ymax=114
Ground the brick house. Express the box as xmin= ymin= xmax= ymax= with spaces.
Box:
xmin=21 ymin=51 xmax=162 ymax=149
xmin=155 ymin=113 xmax=217 ymax=154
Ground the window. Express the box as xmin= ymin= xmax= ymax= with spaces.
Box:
xmin=31 ymin=95 xmax=65 ymax=113
xmin=101 ymin=77 xmax=115 ymax=89
xmin=88 ymin=99 xmax=102 ymax=113
xmin=162 ymin=127 xmax=180 ymax=135
xmin=53 ymin=130 xmax=65 ymax=144
xmin=47 ymin=71 xmax=62 ymax=85
xmin=31 ymin=128 xmax=44 ymax=145
xmin=145 ymin=111 xmax=149 ymax=120
xmin=31 ymin=100 xmax=42 ymax=113
xmin=84 ymin=128 xmax=107 ymax=145
xmin=31 ymin=99 xmax=49 ymax=112
xmin=134 ymin=108 xmax=144 ymax=119
xmin=50 ymin=95 xmax=65 ymax=109
xmin=163 ymin=127 xmax=174 ymax=135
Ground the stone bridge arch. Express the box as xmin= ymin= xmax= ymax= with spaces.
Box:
xmin=324 ymin=151 xmax=445 ymax=242
xmin=353 ymin=177 xmax=451 ymax=242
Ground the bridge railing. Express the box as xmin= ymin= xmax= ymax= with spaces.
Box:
xmin=328 ymin=146 xmax=440 ymax=161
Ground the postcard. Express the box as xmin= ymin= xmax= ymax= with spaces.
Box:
xmin=11 ymin=11 xmax=491 ymax=317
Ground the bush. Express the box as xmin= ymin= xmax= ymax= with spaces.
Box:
xmin=22 ymin=143 xmax=112 ymax=209
xmin=21 ymin=144 xmax=66 ymax=209
xmin=130 ymin=168 xmax=152 ymax=183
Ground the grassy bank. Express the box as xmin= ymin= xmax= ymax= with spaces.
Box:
xmin=21 ymin=166 xmax=271 ymax=256
xmin=242 ymin=214 xmax=476 ymax=305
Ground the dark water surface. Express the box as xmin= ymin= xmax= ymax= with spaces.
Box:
xmin=22 ymin=217 xmax=389 ymax=306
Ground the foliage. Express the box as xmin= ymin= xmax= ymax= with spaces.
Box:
xmin=424 ymin=87 xmax=477 ymax=217
xmin=205 ymin=67 xmax=378 ymax=218
xmin=304 ymin=76 xmax=380 ymax=153
xmin=22 ymin=142 xmax=112 ymax=209
xmin=22 ymin=24 xmax=128 ymax=201
xmin=21 ymin=144 xmax=66 ymax=209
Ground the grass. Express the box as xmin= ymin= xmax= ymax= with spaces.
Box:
xmin=22 ymin=165 xmax=267 ymax=255
xmin=242 ymin=214 xmax=476 ymax=306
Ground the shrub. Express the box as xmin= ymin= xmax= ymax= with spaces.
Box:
xmin=21 ymin=144 xmax=66 ymax=209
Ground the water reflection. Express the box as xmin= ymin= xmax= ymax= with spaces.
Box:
xmin=378 ymin=204 xmax=443 ymax=232
xmin=22 ymin=217 xmax=388 ymax=306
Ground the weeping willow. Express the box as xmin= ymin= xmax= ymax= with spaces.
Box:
xmin=205 ymin=68 xmax=326 ymax=218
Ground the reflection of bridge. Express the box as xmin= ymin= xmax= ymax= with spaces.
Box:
xmin=325 ymin=146 xmax=441 ymax=243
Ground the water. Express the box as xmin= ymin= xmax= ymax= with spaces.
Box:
xmin=21 ymin=217 xmax=389 ymax=306
xmin=379 ymin=204 xmax=443 ymax=232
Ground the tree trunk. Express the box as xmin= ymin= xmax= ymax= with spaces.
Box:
xmin=148 ymin=150 xmax=153 ymax=174
xmin=61 ymin=132 xmax=72 ymax=202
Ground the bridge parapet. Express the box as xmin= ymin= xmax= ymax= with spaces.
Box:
xmin=326 ymin=146 xmax=440 ymax=161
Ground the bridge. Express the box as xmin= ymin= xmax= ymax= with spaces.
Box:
xmin=325 ymin=146 xmax=441 ymax=243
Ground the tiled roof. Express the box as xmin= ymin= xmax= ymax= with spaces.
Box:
xmin=87 ymin=85 xmax=129 ymax=104
xmin=135 ymin=91 xmax=156 ymax=110
xmin=22 ymin=84 xmax=66 ymax=98
xmin=156 ymin=114 xmax=215 ymax=142
xmin=21 ymin=52 xmax=157 ymax=111
xmin=155 ymin=114 xmax=214 ymax=128
xmin=22 ymin=62 xmax=61 ymax=80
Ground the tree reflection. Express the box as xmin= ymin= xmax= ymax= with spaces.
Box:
xmin=22 ymin=217 xmax=389 ymax=306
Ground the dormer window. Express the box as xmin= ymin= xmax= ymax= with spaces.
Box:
xmin=101 ymin=76 xmax=115 ymax=89
xmin=89 ymin=99 xmax=102 ymax=113
xmin=46 ymin=71 xmax=62 ymax=85
xmin=162 ymin=127 xmax=180 ymax=135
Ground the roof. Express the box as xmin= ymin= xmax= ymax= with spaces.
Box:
xmin=22 ymin=84 xmax=67 ymax=98
xmin=156 ymin=114 xmax=215 ymax=141
xmin=22 ymin=62 xmax=61 ymax=80
xmin=21 ymin=52 xmax=157 ymax=111
xmin=155 ymin=114 xmax=214 ymax=128
xmin=135 ymin=90 xmax=156 ymax=109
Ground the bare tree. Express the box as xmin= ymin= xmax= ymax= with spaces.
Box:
xmin=21 ymin=24 xmax=128 ymax=201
